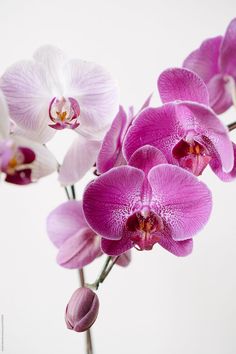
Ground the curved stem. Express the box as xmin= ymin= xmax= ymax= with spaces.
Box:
xmin=88 ymin=256 xmax=119 ymax=290
xmin=228 ymin=121 xmax=236 ymax=132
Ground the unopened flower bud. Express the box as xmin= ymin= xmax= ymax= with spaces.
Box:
xmin=65 ymin=287 xmax=99 ymax=332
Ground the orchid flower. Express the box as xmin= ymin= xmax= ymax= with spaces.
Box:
xmin=97 ymin=95 xmax=152 ymax=174
xmin=83 ymin=145 xmax=212 ymax=256
xmin=47 ymin=200 xmax=131 ymax=268
xmin=183 ymin=18 xmax=236 ymax=114
xmin=0 ymin=91 xmax=57 ymax=185
xmin=0 ymin=45 xmax=119 ymax=185
xmin=124 ymin=68 xmax=236 ymax=181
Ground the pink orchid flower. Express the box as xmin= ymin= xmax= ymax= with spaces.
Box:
xmin=124 ymin=68 xmax=236 ymax=181
xmin=183 ymin=18 xmax=236 ymax=114
xmin=97 ymin=95 xmax=152 ymax=174
xmin=47 ymin=200 xmax=131 ymax=268
xmin=0 ymin=91 xmax=57 ymax=185
xmin=0 ymin=45 xmax=119 ymax=185
xmin=83 ymin=145 xmax=212 ymax=256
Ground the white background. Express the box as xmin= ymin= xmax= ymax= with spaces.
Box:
xmin=0 ymin=0 xmax=236 ymax=353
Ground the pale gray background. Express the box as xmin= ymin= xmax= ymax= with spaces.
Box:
xmin=0 ymin=0 xmax=236 ymax=353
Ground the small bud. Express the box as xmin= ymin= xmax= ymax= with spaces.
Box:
xmin=65 ymin=287 xmax=99 ymax=332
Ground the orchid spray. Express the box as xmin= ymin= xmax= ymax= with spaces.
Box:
xmin=1 ymin=19 xmax=236 ymax=354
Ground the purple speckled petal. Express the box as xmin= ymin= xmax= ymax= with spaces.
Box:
xmin=183 ymin=36 xmax=222 ymax=83
xmin=207 ymin=74 xmax=233 ymax=114
xmin=57 ymin=228 xmax=102 ymax=269
xmin=47 ymin=200 xmax=88 ymax=248
xmin=210 ymin=142 xmax=236 ymax=182
xmin=157 ymin=228 xmax=193 ymax=256
xmin=59 ymin=136 xmax=101 ymax=186
xmin=220 ymin=18 xmax=236 ymax=77
xmin=128 ymin=145 xmax=167 ymax=174
xmin=124 ymin=104 xmax=180 ymax=162
xmin=174 ymin=102 xmax=234 ymax=173
xmin=158 ymin=68 xmax=209 ymax=105
xmin=101 ymin=230 xmax=133 ymax=255
xmin=97 ymin=106 xmax=128 ymax=174
xmin=115 ymin=250 xmax=132 ymax=267
xmin=148 ymin=164 xmax=212 ymax=241
xmin=83 ymin=166 xmax=144 ymax=240
xmin=63 ymin=59 xmax=119 ymax=134
xmin=0 ymin=61 xmax=51 ymax=136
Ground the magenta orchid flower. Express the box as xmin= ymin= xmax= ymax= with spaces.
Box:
xmin=46 ymin=200 xmax=131 ymax=268
xmin=124 ymin=68 xmax=236 ymax=181
xmin=83 ymin=145 xmax=212 ymax=256
xmin=97 ymin=95 xmax=152 ymax=174
xmin=0 ymin=45 xmax=119 ymax=185
xmin=0 ymin=91 xmax=57 ymax=185
xmin=183 ymin=18 xmax=236 ymax=114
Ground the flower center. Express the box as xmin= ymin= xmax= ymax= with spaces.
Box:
xmin=172 ymin=138 xmax=211 ymax=176
xmin=48 ymin=96 xmax=80 ymax=130
xmin=126 ymin=208 xmax=163 ymax=251
xmin=0 ymin=141 xmax=36 ymax=185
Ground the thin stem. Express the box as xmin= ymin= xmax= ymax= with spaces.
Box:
xmin=63 ymin=184 xmax=93 ymax=354
xmin=88 ymin=256 xmax=119 ymax=290
xmin=228 ymin=121 xmax=236 ymax=132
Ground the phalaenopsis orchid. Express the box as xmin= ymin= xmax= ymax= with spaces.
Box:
xmin=1 ymin=19 xmax=236 ymax=354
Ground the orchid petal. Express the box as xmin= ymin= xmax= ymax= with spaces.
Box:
xmin=207 ymin=74 xmax=233 ymax=114
xmin=57 ymin=228 xmax=102 ymax=269
xmin=124 ymin=104 xmax=180 ymax=162
xmin=183 ymin=36 xmax=222 ymax=83
xmin=0 ymin=90 xmax=10 ymax=140
xmin=128 ymin=145 xmax=167 ymax=174
xmin=220 ymin=18 xmax=236 ymax=77
xmin=0 ymin=61 xmax=51 ymax=135
xmin=115 ymin=250 xmax=132 ymax=267
xmin=97 ymin=106 xmax=128 ymax=174
xmin=158 ymin=68 xmax=209 ymax=105
xmin=59 ymin=136 xmax=101 ymax=186
xmin=47 ymin=201 xmax=88 ymax=248
xmin=210 ymin=142 xmax=236 ymax=182
xmin=101 ymin=231 xmax=133 ymax=255
xmin=148 ymin=165 xmax=212 ymax=241
xmin=63 ymin=59 xmax=119 ymax=134
xmin=157 ymin=228 xmax=193 ymax=256
xmin=83 ymin=166 xmax=144 ymax=240
xmin=12 ymin=135 xmax=57 ymax=180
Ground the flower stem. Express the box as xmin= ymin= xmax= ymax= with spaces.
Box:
xmin=228 ymin=121 xmax=236 ymax=132
xmin=88 ymin=256 xmax=120 ymax=290
xmin=63 ymin=184 xmax=93 ymax=354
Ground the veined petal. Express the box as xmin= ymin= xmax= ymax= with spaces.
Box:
xmin=128 ymin=145 xmax=167 ymax=174
xmin=97 ymin=106 xmax=128 ymax=174
xmin=183 ymin=36 xmax=222 ymax=83
xmin=175 ymin=102 xmax=234 ymax=172
xmin=63 ymin=59 xmax=119 ymax=134
xmin=157 ymin=228 xmax=193 ymax=256
xmin=124 ymin=104 xmax=181 ymax=162
xmin=207 ymin=74 xmax=233 ymax=114
xmin=12 ymin=135 xmax=57 ymax=180
xmin=47 ymin=200 xmax=88 ymax=248
xmin=210 ymin=142 xmax=236 ymax=182
xmin=148 ymin=165 xmax=212 ymax=241
xmin=0 ymin=90 xmax=10 ymax=139
xmin=33 ymin=45 xmax=66 ymax=94
xmin=57 ymin=228 xmax=102 ymax=269
xmin=158 ymin=68 xmax=209 ymax=105
xmin=83 ymin=166 xmax=145 ymax=240
xmin=59 ymin=136 xmax=101 ymax=186
xmin=220 ymin=18 xmax=236 ymax=77
xmin=0 ymin=61 xmax=51 ymax=132
xmin=101 ymin=231 xmax=133 ymax=255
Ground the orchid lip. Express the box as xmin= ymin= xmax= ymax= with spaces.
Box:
xmin=126 ymin=209 xmax=164 ymax=251
xmin=48 ymin=96 xmax=80 ymax=130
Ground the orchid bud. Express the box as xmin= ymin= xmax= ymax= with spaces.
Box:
xmin=65 ymin=287 xmax=99 ymax=332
